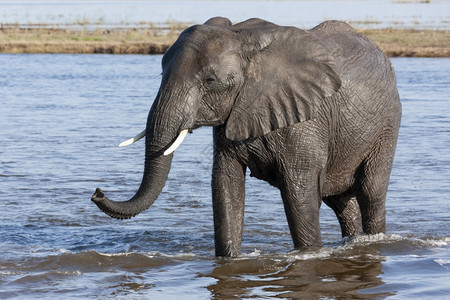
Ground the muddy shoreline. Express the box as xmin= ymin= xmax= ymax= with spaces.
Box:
xmin=1 ymin=27 xmax=449 ymax=57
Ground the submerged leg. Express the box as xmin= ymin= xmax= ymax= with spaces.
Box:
xmin=212 ymin=150 xmax=246 ymax=257
xmin=280 ymin=169 xmax=323 ymax=249
xmin=324 ymin=193 xmax=363 ymax=237
xmin=356 ymin=126 xmax=399 ymax=234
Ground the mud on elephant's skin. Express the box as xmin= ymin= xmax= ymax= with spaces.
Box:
xmin=91 ymin=17 xmax=401 ymax=257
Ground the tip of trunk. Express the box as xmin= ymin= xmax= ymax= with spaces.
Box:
xmin=91 ymin=188 xmax=136 ymax=220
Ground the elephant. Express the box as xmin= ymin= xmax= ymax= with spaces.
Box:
xmin=91 ymin=17 xmax=401 ymax=257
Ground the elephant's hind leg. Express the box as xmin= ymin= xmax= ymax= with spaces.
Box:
xmin=355 ymin=127 xmax=399 ymax=235
xmin=279 ymin=168 xmax=323 ymax=249
xmin=323 ymin=193 xmax=363 ymax=237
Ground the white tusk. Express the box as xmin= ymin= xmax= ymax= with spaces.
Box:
xmin=118 ymin=129 xmax=146 ymax=147
xmin=163 ymin=129 xmax=189 ymax=156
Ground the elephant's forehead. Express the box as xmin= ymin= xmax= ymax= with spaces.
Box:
xmin=164 ymin=25 xmax=242 ymax=73
xmin=196 ymin=47 xmax=241 ymax=74
xmin=182 ymin=25 xmax=239 ymax=51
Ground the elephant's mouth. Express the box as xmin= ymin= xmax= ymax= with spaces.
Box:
xmin=119 ymin=128 xmax=190 ymax=156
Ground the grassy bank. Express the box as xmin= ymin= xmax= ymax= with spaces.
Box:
xmin=358 ymin=28 xmax=450 ymax=57
xmin=1 ymin=26 xmax=449 ymax=57
xmin=0 ymin=26 xmax=181 ymax=54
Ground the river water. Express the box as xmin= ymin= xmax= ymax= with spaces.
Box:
xmin=1 ymin=53 xmax=449 ymax=298
xmin=1 ymin=0 xmax=449 ymax=29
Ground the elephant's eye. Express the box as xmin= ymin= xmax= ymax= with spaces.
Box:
xmin=205 ymin=77 xmax=216 ymax=85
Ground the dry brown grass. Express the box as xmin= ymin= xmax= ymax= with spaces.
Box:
xmin=1 ymin=26 xmax=449 ymax=57
xmin=359 ymin=28 xmax=450 ymax=57
xmin=0 ymin=26 xmax=180 ymax=54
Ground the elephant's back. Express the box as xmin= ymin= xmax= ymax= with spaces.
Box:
xmin=310 ymin=21 xmax=400 ymax=113
xmin=310 ymin=22 xmax=393 ymax=80
xmin=309 ymin=21 xmax=384 ymax=64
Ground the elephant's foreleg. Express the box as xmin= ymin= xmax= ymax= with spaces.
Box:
xmin=212 ymin=153 xmax=246 ymax=257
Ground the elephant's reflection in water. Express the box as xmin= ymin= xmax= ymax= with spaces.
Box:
xmin=206 ymin=248 xmax=387 ymax=299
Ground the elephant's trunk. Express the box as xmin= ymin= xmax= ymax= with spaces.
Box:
xmin=91 ymin=152 xmax=173 ymax=219
xmin=92 ymin=89 xmax=194 ymax=219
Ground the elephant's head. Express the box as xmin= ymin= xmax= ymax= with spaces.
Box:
xmin=91 ymin=17 xmax=341 ymax=219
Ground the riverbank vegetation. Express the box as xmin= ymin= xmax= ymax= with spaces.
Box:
xmin=1 ymin=25 xmax=448 ymax=57
xmin=359 ymin=28 xmax=449 ymax=57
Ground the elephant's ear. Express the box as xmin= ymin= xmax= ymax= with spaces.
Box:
xmin=225 ymin=26 xmax=341 ymax=141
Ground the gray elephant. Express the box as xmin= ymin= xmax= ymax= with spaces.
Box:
xmin=92 ymin=17 xmax=401 ymax=257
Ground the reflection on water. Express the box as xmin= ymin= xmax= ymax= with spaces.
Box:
xmin=4 ymin=233 xmax=449 ymax=298
xmin=0 ymin=55 xmax=449 ymax=298
xmin=207 ymin=251 xmax=386 ymax=299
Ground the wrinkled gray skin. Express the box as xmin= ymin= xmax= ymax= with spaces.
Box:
xmin=92 ymin=17 xmax=401 ymax=257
